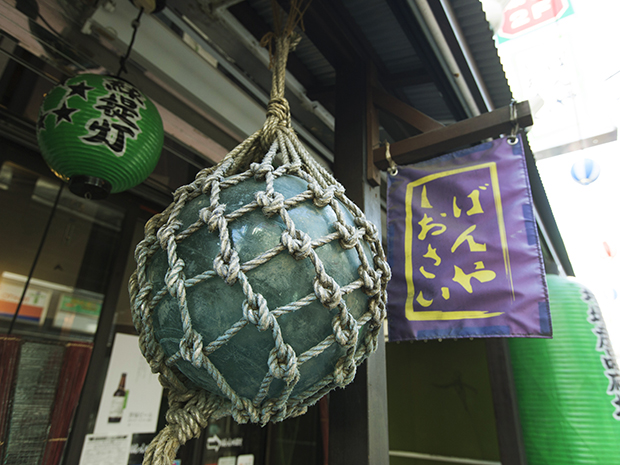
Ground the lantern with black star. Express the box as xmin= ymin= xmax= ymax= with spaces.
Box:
xmin=36 ymin=1 xmax=166 ymax=200
xmin=36 ymin=74 xmax=164 ymax=199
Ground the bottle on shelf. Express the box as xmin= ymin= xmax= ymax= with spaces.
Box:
xmin=108 ymin=373 xmax=127 ymax=423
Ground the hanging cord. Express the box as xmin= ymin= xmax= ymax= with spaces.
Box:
xmin=260 ymin=0 xmax=310 ymax=69
xmin=258 ymin=0 xmax=310 ymax=152
xmin=116 ymin=7 xmax=145 ymax=78
xmin=7 ymin=183 xmax=64 ymax=335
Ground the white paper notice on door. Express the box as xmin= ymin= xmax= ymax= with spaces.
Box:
xmin=79 ymin=434 xmax=131 ymax=465
xmin=94 ymin=333 xmax=163 ymax=435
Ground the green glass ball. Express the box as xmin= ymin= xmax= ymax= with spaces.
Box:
xmin=147 ymin=174 xmax=374 ymax=403
xmin=36 ymin=74 xmax=163 ymax=199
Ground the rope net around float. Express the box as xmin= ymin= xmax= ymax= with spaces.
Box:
xmin=128 ymin=4 xmax=390 ymax=464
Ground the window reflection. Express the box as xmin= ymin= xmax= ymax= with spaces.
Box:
xmin=0 ymin=161 xmax=124 ymax=340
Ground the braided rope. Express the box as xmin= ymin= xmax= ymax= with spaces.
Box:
xmin=129 ymin=14 xmax=390 ymax=465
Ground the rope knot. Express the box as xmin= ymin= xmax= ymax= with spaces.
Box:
xmin=161 ymin=396 xmax=207 ymax=446
xmin=375 ymin=255 xmax=392 ymax=283
xmin=332 ymin=305 xmax=359 ymax=347
xmin=231 ymin=398 xmax=258 ymax=424
xmin=242 ymin=293 xmax=272 ymax=331
xmin=359 ymin=266 xmax=381 ymax=296
xmin=310 ymin=183 xmax=336 ymax=207
xmin=213 ymin=249 xmax=240 ymax=285
xmin=268 ymin=344 xmax=300 ymax=384
xmin=157 ymin=219 xmax=182 ymax=250
xmin=369 ymin=295 xmax=387 ymax=327
xmin=333 ymin=357 xmax=357 ymax=387
xmin=261 ymin=98 xmax=291 ymax=150
xmin=334 ymin=222 xmax=360 ymax=249
xmin=356 ymin=217 xmax=379 ymax=242
xmin=256 ymin=191 xmax=285 ymax=216
xmin=313 ymin=274 xmax=342 ymax=309
xmin=179 ymin=332 xmax=204 ymax=367
xmin=266 ymin=97 xmax=291 ymax=125
xmin=201 ymin=173 xmax=222 ymax=194
xmin=250 ymin=162 xmax=273 ymax=180
xmin=281 ymin=229 xmax=312 ymax=260
xmin=164 ymin=259 xmax=185 ymax=298
xmin=201 ymin=204 xmax=226 ymax=232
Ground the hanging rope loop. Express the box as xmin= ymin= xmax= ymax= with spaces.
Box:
xmin=258 ymin=0 xmax=310 ymax=150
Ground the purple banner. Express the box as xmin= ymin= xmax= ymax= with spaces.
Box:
xmin=387 ymin=135 xmax=550 ymax=340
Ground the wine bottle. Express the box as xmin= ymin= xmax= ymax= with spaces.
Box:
xmin=108 ymin=373 xmax=127 ymax=423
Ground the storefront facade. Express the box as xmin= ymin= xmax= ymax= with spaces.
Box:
xmin=0 ymin=1 xmax=573 ymax=464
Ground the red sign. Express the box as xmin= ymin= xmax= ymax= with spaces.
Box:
xmin=500 ymin=0 xmax=571 ymax=38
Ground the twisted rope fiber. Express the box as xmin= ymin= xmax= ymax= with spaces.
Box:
xmin=128 ymin=4 xmax=390 ymax=464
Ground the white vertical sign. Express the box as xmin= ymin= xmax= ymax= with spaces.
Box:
xmin=94 ymin=333 xmax=163 ymax=434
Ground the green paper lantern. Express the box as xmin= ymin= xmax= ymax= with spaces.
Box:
xmin=510 ymin=274 xmax=620 ymax=464
xmin=36 ymin=74 xmax=164 ymax=199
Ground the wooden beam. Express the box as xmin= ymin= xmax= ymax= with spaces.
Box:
xmin=372 ymin=87 xmax=444 ymax=133
xmin=373 ymin=101 xmax=533 ymax=170
xmin=367 ymin=72 xmax=381 ymax=186
xmin=383 ymin=69 xmax=434 ymax=88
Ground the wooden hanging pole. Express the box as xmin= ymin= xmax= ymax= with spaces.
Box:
xmin=373 ymin=100 xmax=532 ymax=171
xmin=372 ymin=87 xmax=444 ymax=133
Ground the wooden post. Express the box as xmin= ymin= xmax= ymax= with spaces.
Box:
xmin=329 ymin=59 xmax=389 ymax=465
xmin=486 ymin=339 xmax=527 ymax=465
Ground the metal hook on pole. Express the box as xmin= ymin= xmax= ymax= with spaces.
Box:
xmin=507 ymin=99 xmax=519 ymax=145
xmin=385 ymin=141 xmax=399 ymax=176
